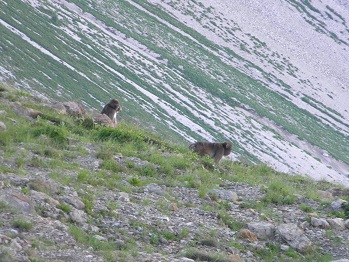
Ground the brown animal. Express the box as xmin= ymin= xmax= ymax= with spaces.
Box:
xmin=101 ymin=99 xmax=121 ymax=124
xmin=189 ymin=141 xmax=233 ymax=163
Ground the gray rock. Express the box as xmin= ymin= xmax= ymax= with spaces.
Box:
xmin=310 ymin=217 xmax=331 ymax=229
xmin=63 ymin=102 xmax=86 ymax=117
xmin=330 ymin=199 xmax=348 ymax=210
xmin=92 ymin=113 xmax=116 ymax=128
xmin=280 ymin=244 xmax=290 ymax=251
xmin=317 ymin=190 xmax=334 ymax=201
xmin=9 ymin=238 xmax=22 ymax=251
xmin=31 ymin=190 xmax=59 ymax=207
xmin=50 ymin=101 xmax=67 ymax=114
xmin=277 ymin=223 xmax=312 ymax=253
xmin=70 ymin=209 xmax=87 ymax=224
xmin=208 ymin=189 xmax=238 ymax=202
xmin=0 ymin=121 xmax=7 ymax=131
xmin=64 ymin=195 xmax=85 ymax=210
xmin=345 ymin=219 xmax=349 ymax=229
xmin=144 ymin=184 xmax=167 ymax=196
xmin=327 ymin=218 xmax=346 ymax=230
xmin=118 ymin=192 xmax=130 ymax=202
xmin=93 ymin=235 xmax=107 ymax=241
xmin=179 ymin=258 xmax=195 ymax=262
xmin=0 ymin=192 xmax=35 ymax=214
xmin=247 ymin=222 xmax=275 ymax=240
xmin=11 ymin=102 xmax=43 ymax=119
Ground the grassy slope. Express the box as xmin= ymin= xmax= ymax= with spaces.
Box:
xmin=1 ymin=85 xmax=348 ymax=261
xmin=0 ymin=0 xmax=348 ymax=172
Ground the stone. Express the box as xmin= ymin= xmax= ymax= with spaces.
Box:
xmin=345 ymin=219 xmax=349 ymax=229
xmin=0 ymin=121 xmax=7 ymax=131
xmin=179 ymin=258 xmax=195 ymax=262
xmin=247 ymin=222 xmax=275 ymax=240
xmin=63 ymin=102 xmax=86 ymax=117
xmin=277 ymin=223 xmax=312 ymax=253
xmin=9 ymin=238 xmax=22 ymax=251
xmin=0 ymin=192 xmax=35 ymax=214
xmin=0 ymin=234 xmax=12 ymax=245
xmin=144 ymin=184 xmax=167 ymax=196
xmin=330 ymin=199 xmax=348 ymax=210
xmin=327 ymin=218 xmax=346 ymax=230
xmin=316 ymin=190 xmax=334 ymax=201
xmin=64 ymin=195 xmax=85 ymax=210
xmin=280 ymin=244 xmax=290 ymax=251
xmin=70 ymin=209 xmax=87 ymax=224
xmin=31 ymin=191 xmax=60 ymax=207
xmin=118 ymin=192 xmax=130 ymax=202
xmin=310 ymin=217 xmax=331 ymax=229
xmin=208 ymin=189 xmax=238 ymax=202
xmin=92 ymin=113 xmax=116 ymax=128
xmin=50 ymin=101 xmax=67 ymax=114
xmin=93 ymin=235 xmax=107 ymax=241
xmin=11 ymin=102 xmax=42 ymax=119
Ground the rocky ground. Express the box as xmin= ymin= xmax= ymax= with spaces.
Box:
xmin=1 ymin=89 xmax=349 ymax=261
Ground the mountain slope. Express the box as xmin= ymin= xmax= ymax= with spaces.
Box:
xmin=1 ymin=0 xmax=349 ymax=186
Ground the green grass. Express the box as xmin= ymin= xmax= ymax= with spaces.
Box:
xmin=69 ymin=225 xmax=116 ymax=260
xmin=12 ymin=218 xmax=33 ymax=231
xmin=0 ymin=85 xmax=343 ymax=261
xmin=1 ymin=0 xmax=349 ymax=167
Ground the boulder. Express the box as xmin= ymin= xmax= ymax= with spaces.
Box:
xmin=247 ymin=222 xmax=275 ymax=240
xmin=92 ymin=113 xmax=115 ymax=128
xmin=277 ymin=223 xmax=312 ymax=253
xmin=208 ymin=189 xmax=238 ymax=202
xmin=63 ymin=102 xmax=86 ymax=117
xmin=310 ymin=217 xmax=331 ymax=229
xmin=327 ymin=218 xmax=346 ymax=230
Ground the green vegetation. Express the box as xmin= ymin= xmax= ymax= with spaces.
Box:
xmin=12 ymin=218 xmax=33 ymax=231
xmin=0 ymin=82 xmax=344 ymax=261
xmin=1 ymin=0 xmax=349 ymax=165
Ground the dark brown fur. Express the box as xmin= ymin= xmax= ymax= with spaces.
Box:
xmin=101 ymin=99 xmax=121 ymax=124
xmin=189 ymin=141 xmax=233 ymax=163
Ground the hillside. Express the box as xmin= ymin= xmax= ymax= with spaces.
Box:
xmin=0 ymin=0 xmax=349 ymax=185
xmin=1 ymin=87 xmax=349 ymax=261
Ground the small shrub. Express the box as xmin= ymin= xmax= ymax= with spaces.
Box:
xmin=218 ymin=212 xmax=244 ymax=231
xmin=32 ymin=124 xmax=68 ymax=146
xmin=96 ymin=149 xmax=113 ymax=160
xmin=77 ymin=170 xmax=90 ymax=182
xmin=21 ymin=187 xmax=30 ymax=195
xmin=263 ymin=180 xmax=296 ymax=205
xmin=138 ymin=165 xmax=157 ymax=177
xmin=0 ymin=201 xmax=8 ymax=209
xmin=345 ymin=204 xmax=349 ymax=219
xmin=299 ymin=203 xmax=313 ymax=213
xmin=199 ymin=238 xmax=219 ymax=247
xmin=100 ymin=160 xmax=125 ymax=172
xmin=179 ymin=228 xmax=190 ymax=239
xmin=78 ymin=117 xmax=95 ymax=130
xmin=95 ymin=125 xmax=143 ymax=143
xmin=184 ymin=248 xmax=230 ymax=262
xmin=57 ymin=203 xmax=71 ymax=213
xmin=81 ymin=194 xmax=94 ymax=215
xmin=126 ymin=161 xmax=135 ymax=168
xmin=12 ymin=218 xmax=33 ymax=231
xmin=129 ymin=177 xmax=142 ymax=186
